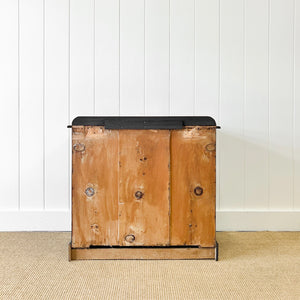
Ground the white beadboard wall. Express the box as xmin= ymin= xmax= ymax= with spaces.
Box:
xmin=0 ymin=0 xmax=300 ymax=231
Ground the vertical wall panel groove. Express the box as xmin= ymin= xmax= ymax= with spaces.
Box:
xmin=292 ymin=0 xmax=295 ymax=209
xmin=68 ymin=0 xmax=71 ymax=210
xmin=145 ymin=0 xmax=169 ymax=115
xmin=269 ymin=0 xmax=294 ymax=210
xmin=267 ymin=0 xmax=271 ymax=210
xmin=243 ymin=0 xmax=246 ymax=210
xmin=95 ymin=0 xmax=119 ymax=115
xmin=294 ymin=0 xmax=300 ymax=209
xmin=170 ymin=0 xmax=195 ymax=115
xmin=120 ymin=0 xmax=145 ymax=115
xmin=244 ymin=0 xmax=269 ymax=210
xmin=19 ymin=0 xmax=44 ymax=210
xmin=18 ymin=0 xmax=20 ymax=210
xmin=217 ymin=0 xmax=221 ymax=211
xmin=70 ymin=0 xmax=94 ymax=121
xmin=44 ymin=0 xmax=69 ymax=210
xmin=43 ymin=0 xmax=46 ymax=210
xmin=219 ymin=0 xmax=245 ymax=210
xmin=195 ymin=0 xmax=219 ymax=119
xmin=0 ymin=0 xmax=19 ymax=210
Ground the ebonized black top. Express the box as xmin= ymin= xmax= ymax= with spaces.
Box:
xmin=71 ymin=116 xmax=219 ymax=130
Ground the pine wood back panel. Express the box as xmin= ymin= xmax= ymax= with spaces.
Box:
xmin=72 ymin=126 xmax=216 ymax=248
xmin=170 ymin=127 xmax=216 ymax=247
xmin=118 ymin=130 xmax=170 ymax=246
xmin=72 ymin=126 xmax=119 ymax=248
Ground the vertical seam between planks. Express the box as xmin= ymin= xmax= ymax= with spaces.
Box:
xmin=169 ymin=130 xmax=172 ymax=245
xmin=18 ymin=0 xmax=20 ymax=210
xmin=267 ymin=0 xmax=271 ymax=211
xmin=117 ymin=131 xmax=120 ymax=244
xmin=292 ymin=0 xmax=296 ymax=209
xmin=43 ymin=0 xmax=46 ymax=210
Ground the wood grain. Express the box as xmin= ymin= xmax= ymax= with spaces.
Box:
xmin=72 ymin=126 xmax=119 ymax=248
xmin=118 ymin=130 xmax=170 ymax=246
xmin=170 ymin=127 xmax=216 ymax=247
xmin=72 ymin=126 xmax=217 ymax=251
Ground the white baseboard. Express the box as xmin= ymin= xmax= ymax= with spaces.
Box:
xmin=0 ymin=210 xmax=71 ymax=231
xmin=216 ymin=211 xmax=300 ymax=231
xmin=0 ymin=210 xmax=299 ymax=231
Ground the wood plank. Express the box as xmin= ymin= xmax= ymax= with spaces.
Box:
xmin=70 ymin=244 xmax=217 ymax=260
xmin=120 ymin=0 xmax=144 ymax=115
xmin=0 ymin=0 xmax=18 ymax=209
xmin=170 ymin=0 xmax=195 ymax=115
xmin=269 ymin=0 xmax=294 ymax=209
xmin=72 ymin=126 xmax=119 ymax=248
xmin=44 ymin=0 xmax=69 ymax=209
xmin=145 ymin=0 xmax=169 ymax=115
xmin=170 ymin=127 xmax=216 ymax=247
xmin=118 ymin=130 xmax=170 ymax=246
xmin=19 ymin=0 xmax=44 ymax=209
xmin=244 ymin=0 xmax=269 ymax=210
xmin=95 ymin=0 xmax=119 ymax=115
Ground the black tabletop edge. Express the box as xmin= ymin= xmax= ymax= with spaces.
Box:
xmin=69 ymin=116 xmax=220 ymax=129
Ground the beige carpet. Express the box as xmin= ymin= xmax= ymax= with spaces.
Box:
xmin=0 ymin=232 xmax=299 ymax=299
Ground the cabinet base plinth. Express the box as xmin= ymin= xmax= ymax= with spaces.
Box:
xmin=69 ymin=242 xmax=218 ymax=261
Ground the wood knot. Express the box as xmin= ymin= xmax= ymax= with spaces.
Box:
xmin=205 ymin=143 xmax=216 ymax=152
xmin=73 ymin=143 xmax=85 ymax=152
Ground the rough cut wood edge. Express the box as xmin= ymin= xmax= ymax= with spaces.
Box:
xmin=68 ymin=242 xmax=218 ymax=261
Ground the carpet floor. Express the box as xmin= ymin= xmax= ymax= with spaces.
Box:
xmin=0 ymin=232 xmax=299 ymax=299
